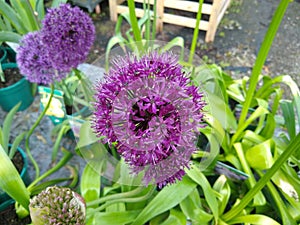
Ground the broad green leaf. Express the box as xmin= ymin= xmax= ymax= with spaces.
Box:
xmin=87 ymin=210 xmax=141 ymax=225
xmin=149 ymin=212 xmax=169 ymax=225
xmin=213 ymin=175 xmax=231 ymax=214
xmin=10 ymin=0 xmax=39 ymax=31
xmin=205 ymin=91 xmax=237 ymax=131
xmin=35 ymin=0 xmax=45 ymax=20
xmin=0 ymin=31 xmax=21 ymax=43
xmin=80 ymin=162 xmax=102 ymax=203
xmin=160 ymin=209 xmax=186 ymax=225
xmin=0 ymin=1 xmax=27 ymax=34
xmin=228 ymin=214 xmax=281 ymax=225
xmin=186 ymin=166 xmax=219 ymax=221
xmin=234 ymin=143 xmax=266 ymax=206
xmin=180 ymin=188 xmax=213 ymax=224
xmin=257 ymin=170 xmax=297 ymax=225
xmin=77 ymin=121 xmax=99 ymax=149
xmin=280 ymin=100 xmax=296 ymax=140
xmin=105 ymin=202 xmax=126 ymax=212
xmin=0 ymin=144 xmax=30 ymax=211
xmin=272 ymin=169 xmax=299 ymax=201
xmin=245 ymin=139 xmax=274 ymax=170
xmin=132 ymin=177 xmax=197 ymax=225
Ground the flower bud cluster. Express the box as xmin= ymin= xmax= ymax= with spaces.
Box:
xmin=29 ymin=186 xmax=86 ymax=225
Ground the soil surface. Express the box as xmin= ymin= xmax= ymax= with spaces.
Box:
xmin=0 ymin=0 xmax=299 ymax=222
xmin=0 ymin=204 xmax=31 ymax=225
xmin=0 ymin=67 xmax=23 ymax=88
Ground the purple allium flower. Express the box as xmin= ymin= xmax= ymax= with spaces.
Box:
xmin=92 ymin=51 xmax=206 ymax=188
xmin=41 ymin=3 xmax=95 ymax=72
xmin=17 ymin=31 xmax=66 ymax=85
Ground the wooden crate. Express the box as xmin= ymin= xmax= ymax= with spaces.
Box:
xmin=108 ymin=0 xmax=231 ymax=42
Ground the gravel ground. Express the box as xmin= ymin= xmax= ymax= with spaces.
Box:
xmin=1 ymin=0 xmax=299 ymax=186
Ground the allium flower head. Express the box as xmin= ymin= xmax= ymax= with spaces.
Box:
xmin=29 ymin=186 xmax=86 ymax=225
xmin=93 ymin=51 xmax=206 ymax=188
xmin=41 ymin=3 xmax=95 ymax=72
xmin=17 ymin=31 xmax=66 ymax=85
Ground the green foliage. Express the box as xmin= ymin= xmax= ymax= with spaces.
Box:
xmin=0 ymin=102 xmax=26 ymax=159
xmin=0 ymin=144 xmax=30 ymax=211
xmin=0 ymin=0 xmax=67 ymax=43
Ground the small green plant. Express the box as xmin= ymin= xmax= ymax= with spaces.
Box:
xmin=0 ymin=102 xmax=25 ymax=159
xmin=0 ymin=0 xmax=67 ymax=43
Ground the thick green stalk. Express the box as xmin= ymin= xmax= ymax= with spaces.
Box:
xmin=25 ymin=84 xmax=54 ymax=179
xmin=189 ymin=0 xmax=203 ymax=63
xmin=127 ymin=0 xmax=142 ymax=42
xmin=222 ymin=133 xmax=300 ymax=221
xmin=93 ymin=187 xmax=155 ymax=212
xmin=237 ymin=0 xmax=290 ymax=126
xmin=86 ymin=186 xmax=145 ymax=207
xmin=151 ymin=0 xmax=157 ymax=40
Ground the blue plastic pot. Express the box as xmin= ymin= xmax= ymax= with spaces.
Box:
xmin=0 ymin=63 xmax=34 ymax=112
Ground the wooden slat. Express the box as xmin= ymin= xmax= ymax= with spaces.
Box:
xmin=110 ymin=0 xmax=231 ymax=42
xmin=132 ymin=0 xmax=212 ymax=14
xmin=163 ymin=13 xmax=209 ymax=31
xmin=156 ymin=0 xmax=164 ymax=32
xmin=217 ymin=0 xmax=231 ymax=25
xmin=117 ymin=6 xmax=209 ymax=31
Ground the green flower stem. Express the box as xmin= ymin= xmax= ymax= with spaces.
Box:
xmin=25 ymin=84 xmax=54 ymax=180
xmin=27 ymin=149 xmax=73 ymax=192
xmin=222 ymin=133 xmax=300 ymax=221
xmin=86 ymin=186 xmax=146 ymax=208
xmin=127 ymin=0 xmax=142 ymax=43
xmin=91 ymin=187 xmax=155 ymax=212
xmin=51 ymin=125 xmax=69 ymax=162
xmin=237 ymin=0 xmax=290 ymax=126
xmin=151 ymin=0 xmax=157 ymax=40
xmin=188 ymin=0 xmax=203 ymax=64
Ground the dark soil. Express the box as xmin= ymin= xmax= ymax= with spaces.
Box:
xmin=0 ymin=204 xmax=31 ymax=225
xmin=0 ymin=67 xmax=23 ymax=88
xmin=11 ymin=150 xmax=24 ymax=174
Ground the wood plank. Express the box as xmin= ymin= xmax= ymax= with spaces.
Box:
xmin=116 ymin=6 xmax=209 ymax=31
xmin=163 ymin=13 xmax=209 ymax=31
xmin=132 ymin=0 xmax=213 ymax=14
xmin=110 ymin=0 xmax=231 ymax=42
xmin=156 ymin=0 xmax=164 ymax=32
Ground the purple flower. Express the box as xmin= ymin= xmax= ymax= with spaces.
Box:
xmin=92 ymin=51 xmax=206 ymax=188
xmin=17 ymin=31 xmax=66 ymax=84
xmin=41 ymin=3 xmax=95 ymax=72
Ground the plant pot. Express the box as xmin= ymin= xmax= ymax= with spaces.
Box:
xmin=0 ymin=47 xmax=7 ymax=64
xmin=0 ymin=63 xmax=34 ymax=112
xmin=4 ymin=47 xmax=16 ymax=63
xmin=0 ymin=146 xmax=30 ymax=211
